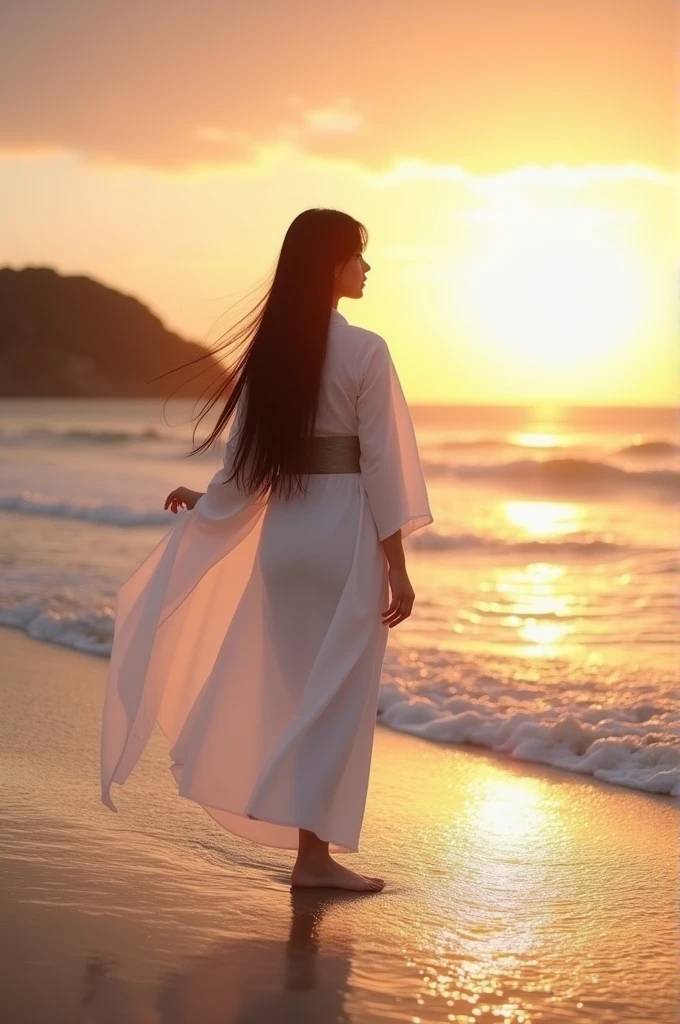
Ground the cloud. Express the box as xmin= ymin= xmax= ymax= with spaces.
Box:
xmin=194 ymin=126 xmax=253 ymax=145
xmin=300 ymin=102 xmax=365 ymax=137
xmin=0 ymin=0 xmax=675 ymax=173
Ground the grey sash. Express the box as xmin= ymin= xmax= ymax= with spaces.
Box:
xmin=296 ymin=435 xmax=361 ymax=474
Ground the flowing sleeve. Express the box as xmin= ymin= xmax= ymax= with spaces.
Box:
xmin=356 ymin=335 xmax=433 ymax=542
xmin=100 ymin=389 xmax=268 ymax=812
xmin=193 ymin=392 xmax=251 ymax=522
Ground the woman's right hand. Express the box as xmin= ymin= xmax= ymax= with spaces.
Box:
xmin=382 ymin=565 xmax=415 ymax=628
xmin=164 ymin=486 xmax=202 ymax=514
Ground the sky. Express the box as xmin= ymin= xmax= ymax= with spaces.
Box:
xmin=0 ymin=0 xmax=677 ymax=405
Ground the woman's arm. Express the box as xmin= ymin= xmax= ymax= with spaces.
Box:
xmin=381 ymin=528 xmax=405 ymax=569
xmin=380 ymin=527 xmax=415 ymax=628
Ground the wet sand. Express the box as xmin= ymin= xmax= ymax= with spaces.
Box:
xmin=1 ymin=626 xmax=677 ymax=1023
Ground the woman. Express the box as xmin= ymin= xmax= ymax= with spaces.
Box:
xmin=100 ymin=208 xmax=433 ymax=893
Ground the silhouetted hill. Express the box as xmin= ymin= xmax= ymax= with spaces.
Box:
xmin=0 ymin=267 xmax=223 ymax=397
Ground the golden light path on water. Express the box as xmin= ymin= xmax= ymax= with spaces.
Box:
xmin=502 ymin=500 xmax=585 ymax=538
xmin=493 ymin=563 xmax=575 ymax=659
xmin=373 ymin=744 xmax=675 ymax=1024
xmin=418 ymin=426 xmax=645 ymax=659
xmin=507 ymin=433 xmax=571 ymax=449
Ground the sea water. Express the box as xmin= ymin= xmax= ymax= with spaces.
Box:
xmin=1 ymin=398 xmax=678 ymax=797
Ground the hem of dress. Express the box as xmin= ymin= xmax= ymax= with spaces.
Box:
xmin=245 ymin=811 xmax=359 ymax=855
xmin=170 ymin=767 xmax=359 ymax=855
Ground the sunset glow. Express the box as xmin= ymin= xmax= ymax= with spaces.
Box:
xmin=0 ymin=0 xmax=675 ymax=405
xmin=456 ymin=203 xmax=650 ymax=383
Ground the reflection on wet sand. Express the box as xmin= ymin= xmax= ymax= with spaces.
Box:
xmin=79 ymin=888 xmax=361 ymax=1024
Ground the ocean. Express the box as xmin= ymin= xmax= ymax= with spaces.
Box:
xmin=1 ymin=398 xmax=678 ymax=798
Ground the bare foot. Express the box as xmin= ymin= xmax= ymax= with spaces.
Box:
xmin=291 ymin=858 xmax=385 ymax=892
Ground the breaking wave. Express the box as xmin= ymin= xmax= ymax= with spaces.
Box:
xmin=0 ymin=492 xmax=171 ymax=526
xmin=408 ymin=530 xmax=648 ymax=557
xmin=379 ymin=646 xmax=680 ymax=797
xmin=0 ymin=425 xmax=168 ymax=445
xmin=421 ymin=457 xmax=678 ymax=497
xmin=615 ymin=441 xmax=679 ymax=458
xmin=4 ymin=597 xmax=677 ymax=798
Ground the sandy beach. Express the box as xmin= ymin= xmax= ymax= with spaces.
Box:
xmin=1 ymin=625 xmax=677 ymax=1023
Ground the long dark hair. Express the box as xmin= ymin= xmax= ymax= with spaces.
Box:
xmin=165 ymin=208 xmax=367 ymax=501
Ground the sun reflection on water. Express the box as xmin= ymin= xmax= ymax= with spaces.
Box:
xmin=502 ymin=500 xmax=584 ymax=538
xmin=507 ymin=431 xmax=570 ymax=449
xmin=492 ymin=562 xmax=577 ymax=657
xmin=402 ymin=773 xmax=571 ymax=1022
xmin=455 ymin=495 xmax=593 ymax=659
xmin=472 ymin=779 xmax=546 ymax=842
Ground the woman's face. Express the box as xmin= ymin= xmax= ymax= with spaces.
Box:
xmin=334 ymin=249 xmax=371 ymax=300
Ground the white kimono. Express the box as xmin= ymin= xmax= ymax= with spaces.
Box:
xmin=100 ymin=308 xmax=433 ymax=853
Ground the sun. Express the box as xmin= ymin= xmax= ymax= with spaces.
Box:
xmin=455 ymin=199 xmax=650 ymax=385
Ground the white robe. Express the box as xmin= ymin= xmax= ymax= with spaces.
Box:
xmin=100 ymin=308 xmax=433 ymax=853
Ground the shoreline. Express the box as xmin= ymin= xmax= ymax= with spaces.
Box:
xmin=1 ymin=626 xmax=678 ymax=1023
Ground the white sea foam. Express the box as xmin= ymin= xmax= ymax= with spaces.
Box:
xmin=378 ymin=644 xmax=680 ymax=798
xmin=1 ymin=595 xmax=677 ymax=799
xmin=0 ymin=492 xmax=171 ymax=526
xmin=0 ymin=599 xmax=114 ymax=656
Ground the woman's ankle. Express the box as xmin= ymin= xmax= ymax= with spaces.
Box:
xmin=295 ymin=847 xmax=331 ymax=862
xmin=296 ymin=829 xmax=331 ymax=864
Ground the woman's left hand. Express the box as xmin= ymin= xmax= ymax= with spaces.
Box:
xmin=164 ymin=486 xmax=202 ymax=513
